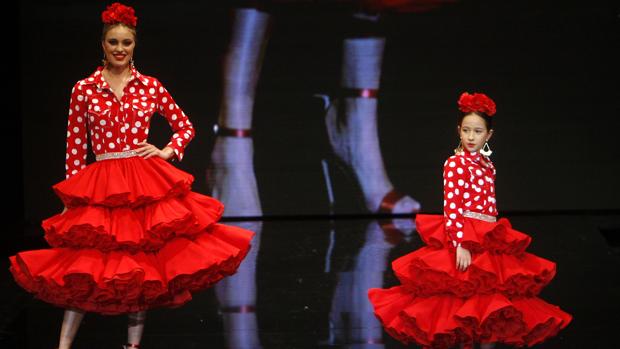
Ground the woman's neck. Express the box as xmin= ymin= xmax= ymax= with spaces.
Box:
xmin=104 ymin=64 xmax=131 ymax=77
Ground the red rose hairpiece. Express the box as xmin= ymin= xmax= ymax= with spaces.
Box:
xmin=457 ymin=92 xmax=496 ymax=116
xmin=102 ymin=2 xmax=138 ymax=27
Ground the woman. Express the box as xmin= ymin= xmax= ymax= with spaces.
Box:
xmin=9 ymin=3 xmax=254 ymax=348
xmin=368 ymin=92 xmax=572 ymax=348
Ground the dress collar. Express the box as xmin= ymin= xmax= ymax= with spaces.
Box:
xmin=458 ymin=150 xmax=493 ymax=169
xmin=463 ymin=150 xmax=481 ymax=163
xmin=83 ymin=65 xmax=149 ymax=90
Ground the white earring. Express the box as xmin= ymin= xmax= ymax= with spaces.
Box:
xmin=480 ymin=141 xmax=492 ymax=157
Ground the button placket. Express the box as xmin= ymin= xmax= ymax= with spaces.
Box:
xmin=119 ymin=92 xmax=133 ymax=150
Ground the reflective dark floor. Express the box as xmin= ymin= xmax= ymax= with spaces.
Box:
xmin=1 ymin=214 xmax=619 ymax=348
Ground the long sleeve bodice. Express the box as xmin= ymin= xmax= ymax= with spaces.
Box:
xmin=443 ymin=151 xmax=497 ymax=247
xmin=64 ymin=66 xmax=195 ymax=179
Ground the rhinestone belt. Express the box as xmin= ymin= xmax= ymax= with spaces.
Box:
xmin=95 ymin=150 xmax=139 ymax=161
xmin=463 ymin=210 xmax=497 ymax=222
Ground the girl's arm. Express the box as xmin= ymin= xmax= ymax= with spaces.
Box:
xmin=443 ymin=156 xmax=471 ymax=271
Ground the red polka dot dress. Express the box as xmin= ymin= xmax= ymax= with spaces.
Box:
xmin=9 ymin=66 xmax=255 ymax=314
xmin=368 ymin=150 xmax=572 ymax=348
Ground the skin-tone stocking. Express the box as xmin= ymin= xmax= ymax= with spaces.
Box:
xmin=58 ymin=309 xmax=85 ymax=349
xmin=126 ymin=311 xmax=146 ymax=347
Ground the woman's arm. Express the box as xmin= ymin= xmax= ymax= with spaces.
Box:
xmin=64 ymin=82 xmax=89 ymax=179
xmin=154 ymin=80 xmax=195 ymax=161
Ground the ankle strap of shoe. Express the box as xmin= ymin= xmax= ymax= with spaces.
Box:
xmin=213 ymin=124 xmax=252 ymax=138
xmin=125 ymin=344 xmax=140 ymax=348
xmin=378 ymin=190 xmax=406 ymax=214
xmin=341 ymin=87 xmax=378 ymax=99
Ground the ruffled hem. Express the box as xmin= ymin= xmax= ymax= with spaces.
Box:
xmin=416 ymin=214 xmax=532 ymax=255
xmin=9 ymin=224 xmax=254 ymax=315
xmin=43 ymin=192 xmax=224 ymax=252
xmin=368 ymin=286 xmax=571 ymax=348
xmin=392 ymin=247 xmax=556 ymax=298
xmin=53 ymin=157 xmax=194 ymax=208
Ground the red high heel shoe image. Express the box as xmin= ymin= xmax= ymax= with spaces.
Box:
xmin=318 ymin=86 xmax=421 ymax=215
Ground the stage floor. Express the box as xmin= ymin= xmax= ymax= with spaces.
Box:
xmin=1 ymin=213 xmax=618 ymax=348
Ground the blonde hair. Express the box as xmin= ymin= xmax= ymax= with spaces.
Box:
xmin=101 ymin=23 xmax=137 ymax=41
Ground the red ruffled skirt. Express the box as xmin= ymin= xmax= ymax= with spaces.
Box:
xmin=9 ymin=156 xmax=254 ymax=315
xmin=368 ymin=214 xmax=571 ymax=348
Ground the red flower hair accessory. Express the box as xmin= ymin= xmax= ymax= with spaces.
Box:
xmin=457 ymin=92 xmax=496 ymax=116
xmin=102 ymin=2 xmax=137 ymax=27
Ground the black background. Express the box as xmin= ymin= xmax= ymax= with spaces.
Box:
xmin=18 ymin=0 xmax=620 ymax=225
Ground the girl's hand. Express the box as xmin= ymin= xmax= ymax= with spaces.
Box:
xmin=136 ymin=142 xmax=174 ymax=160
xmin=456 ymin=245 xmax=472 ymax=271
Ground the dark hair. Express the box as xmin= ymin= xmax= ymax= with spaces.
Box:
xmin=458 ymin=111 xmax=493 ymax=131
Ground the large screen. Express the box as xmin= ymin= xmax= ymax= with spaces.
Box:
xmin=20 ymin=1 xmax=619 ymax=223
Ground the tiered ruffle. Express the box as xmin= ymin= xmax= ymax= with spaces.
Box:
xmin=10 ymin=156 xmax=253 ymax=314
xmin=368 ymin=214 xmax=571 ymax=348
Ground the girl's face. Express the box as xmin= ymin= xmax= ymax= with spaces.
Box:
xmin=102 ymin=25 xmax=135 ymax=70
xmin=458 ymin=113 xmax=493 ymax=153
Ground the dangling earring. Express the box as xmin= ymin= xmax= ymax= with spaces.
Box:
xmin=101 ymin=53 xmax=107 ymax=67
xmin=130 ymin=57 xmax=135 ymax=68
xmin=480 ymin=141 xmax=493 ymax=157
xmin=454 ymin=140 xmax=464 ymax=154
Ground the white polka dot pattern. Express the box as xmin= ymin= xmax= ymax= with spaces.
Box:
xmin=64 ymin=67 xmax=195 ymax=179
xmin=443 ymin=151 xmax=497 ymax=247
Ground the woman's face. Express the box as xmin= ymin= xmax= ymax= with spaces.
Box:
xmin=102 ymin=25 xmax=135 ymax=69
xmin=458 ymin=113 xmax=493 ymax=153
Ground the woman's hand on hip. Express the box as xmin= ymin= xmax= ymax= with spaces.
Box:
xmin=136 ymin=142 xmax=174 ymax=160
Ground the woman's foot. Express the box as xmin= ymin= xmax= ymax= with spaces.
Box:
xmin=324 ymin=96 xmax=421 ymax=214
xmin=209 ymin=132 xmax=262 ymax=217
xmin=327 ymin=34 xmax=420 ymax=214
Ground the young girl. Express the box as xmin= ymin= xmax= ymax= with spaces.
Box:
xmin=9 ymin=3 xmax=254 ymax=348
xmin=368 ymin=92 xmax=572 ymax=348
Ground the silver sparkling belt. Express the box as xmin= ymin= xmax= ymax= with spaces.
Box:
xmin=96 ymin=150 xmax=139 ymax=161
xmin=463 ymin=210 xmax=497 ymax=222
